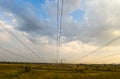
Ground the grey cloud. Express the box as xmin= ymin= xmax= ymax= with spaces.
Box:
xmin=0 ymin=0 xmax=57 ymax=43
xmin=0 ymin=0 xmax=55 ymax=31
xmin=0 ymin=0 xmax=120 ymax=46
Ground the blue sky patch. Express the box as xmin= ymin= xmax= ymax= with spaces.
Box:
xmin=26 ymin=0 xmax=48 ymax=20
xmin=72 ymin=10 xmax=85 ymax=21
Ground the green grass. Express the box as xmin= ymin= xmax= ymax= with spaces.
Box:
xmin=0 ymin=63 xmax=120 ymax=79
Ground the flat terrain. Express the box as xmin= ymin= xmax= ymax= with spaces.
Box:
xmin=0 ymin=63 xmax=120 ymax=79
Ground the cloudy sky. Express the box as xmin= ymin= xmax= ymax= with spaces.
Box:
xmin=0 ymin=0 xmax=120 ymax=64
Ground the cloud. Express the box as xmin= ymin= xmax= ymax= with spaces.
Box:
xmin=0 ymin=0 xmax=50 ymax=33
xmin=0 ymin=0 xmax=57 ymax=44
xmin=0 ymin=32 xmax=10 ymax=42
xmin=0 ymin=21 xmax=11 ymax=42
xmin=81 ymin=0 xmax=120 ymax=45
xmin=0 ymin=0 xmax=120 ymax=63
xmin=59 ymin=0 xmax=120 ymax=46
xmin=41 ymin=0 xmax=120 ymax=46
xmin=0 ymin=0 xmax=120 ymax=46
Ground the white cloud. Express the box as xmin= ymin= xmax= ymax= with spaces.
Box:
xmin=0 ymin=0 xmax=120 ymax=63
xmin=4 ymin=12 xmax=13 ymax=17
xmin=0 ymin=21 xmax=11 ymax=42
xmin=0 ymin=32 xmax=10 ymax=42
xmin=63 ymin=0 xmax=81 ymax=14
xmin=12 ymin=19 xmax=17 ymax=23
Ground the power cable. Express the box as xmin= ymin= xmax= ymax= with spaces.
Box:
xmin=73 ymin=36 xmax=120 ymax=63
xmin=0 ymin=46 xmax=32 ymax=61
xmin=0 ymin=23 xmax=45 ymax=61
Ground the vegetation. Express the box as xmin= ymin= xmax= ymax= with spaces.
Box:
xmin=0 ymin=62 xmax=120 ymax=79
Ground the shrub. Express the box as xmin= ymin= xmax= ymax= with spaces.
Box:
xmin=25 ymin=66 xmax=32 ymax=72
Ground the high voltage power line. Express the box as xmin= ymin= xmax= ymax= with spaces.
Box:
xmin=0 ymin=23 xmax=45 ymax=62
xmin=59 ymin=0 xmax=63 ymax=45
xmin=68 ymin=10 xmax=120 ymax=64
xmin=56 ymin=0 xmax=63 ymax=63
xmin=56 ymin=0 xmax=60 ymax=63
xmin=0 ymin=1 xmax=119 ymax=64
xmin=92 ymin=50 xmax=120 ymax=63
xmin=0 ymin=46 xmax=32 ymax=61
xmin=71 ymin=12 xmax=120 ymax=63
xmin=103 ymin=56 xmax=120 ymax=63
xmin=86 ymin=47 xmax=120 ymax=63
xmin=73 ymin=36 xmax=120 ymax=63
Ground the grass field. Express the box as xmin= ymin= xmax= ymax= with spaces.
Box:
xmin=0 ymin=63 xmax=120 ymax=79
